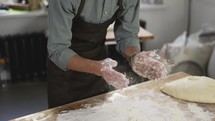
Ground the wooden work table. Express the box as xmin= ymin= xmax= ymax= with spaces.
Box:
xmin=11 ymin=72 xmax=215 ymax=121
xmin=105 ymin=25 xmax=154 ymax=45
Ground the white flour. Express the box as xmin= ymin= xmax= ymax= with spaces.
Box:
xmin=57 ymin=89 xmax=214 ymax=121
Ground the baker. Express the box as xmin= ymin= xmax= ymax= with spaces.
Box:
xmin=47 ymin=0 xmax=166 ymax=108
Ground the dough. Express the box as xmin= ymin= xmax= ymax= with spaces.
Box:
xmin=161 ymin=76 xmax=215 ymax=103
xmin=208 ymin=47 xmax=215 ymax=79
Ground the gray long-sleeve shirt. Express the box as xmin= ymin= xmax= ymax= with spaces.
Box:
xmin=48 ymin=0 xmax=140 ymax=71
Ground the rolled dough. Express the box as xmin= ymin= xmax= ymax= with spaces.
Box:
xmin=161 ymin=76 xmax=215 ymax=103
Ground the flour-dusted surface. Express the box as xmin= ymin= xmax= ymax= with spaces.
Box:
xmin=10 ymin=73 xmax=215 ymax=121
xmin=57 ymin=89 xmax=215 ymax=121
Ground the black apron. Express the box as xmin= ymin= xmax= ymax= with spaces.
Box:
xmin=47 ymin=0 xmax=124 ymax=108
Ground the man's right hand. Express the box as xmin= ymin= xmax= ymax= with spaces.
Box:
xmin=100 ymin=58 xmax=129 ymax=89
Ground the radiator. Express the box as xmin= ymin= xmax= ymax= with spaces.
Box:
xmin=0 ymin=32 xmax=47 ymax=82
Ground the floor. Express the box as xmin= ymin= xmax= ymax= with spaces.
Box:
xmin=0 ymin=80 xmax=48 ymax=121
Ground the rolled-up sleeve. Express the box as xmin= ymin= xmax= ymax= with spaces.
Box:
xmin=114 ymin=0 xmax=140 ymax=54
xmin=47 ymin=0 xmax=79 ymax=71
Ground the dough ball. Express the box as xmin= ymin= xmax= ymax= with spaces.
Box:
xmin=160 ymin=76 xmax=215 ymax=103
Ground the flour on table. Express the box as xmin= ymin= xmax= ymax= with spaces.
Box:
xmin=57 ymin=89 xmax=215 ymax=121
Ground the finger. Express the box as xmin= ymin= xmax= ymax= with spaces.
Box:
xmin=103 ymin=58 xmax=118 ymax=67
xmin=110 ymin=72 xmax=129 ymax=89
xmin=107 ymin=79 xmax=127 ymax=90
xmin=114 ymin=80 xmax=128 ymax=90
xmin=148 ymin=51 xmax=156 ymax=57
xmin=114 ymin=71 xmax=129 ymax=84
xmin=137 ymin=51 xmax=156 ymax=58
xmin=102 ymin=69 xmax=129 ymax=89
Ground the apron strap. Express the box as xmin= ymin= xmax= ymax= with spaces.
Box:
xmin=117 ymin=0 xmax=123 ymax=8
xmin=110 ymin=0 xmax=124 ymax=22
xmin=75 ymin=0 xmax=86 ymax=17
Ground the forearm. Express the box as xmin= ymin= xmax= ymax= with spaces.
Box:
xmin=67 ymin=54 xmax=129 ymax=89
xmin=67 ymin=55 xmax=102 ymax=76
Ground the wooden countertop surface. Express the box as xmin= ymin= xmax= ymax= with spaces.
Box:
xmin=11 ymin=72 xmax=215 ymax=121
xmin=105 ymin=24 xmax=154 ymax=45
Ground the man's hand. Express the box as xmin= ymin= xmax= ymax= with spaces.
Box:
xmin=130 ymin=51 xmax=169 ymax=80
xmin=100 ymin=58 xmax=129 ymax=89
